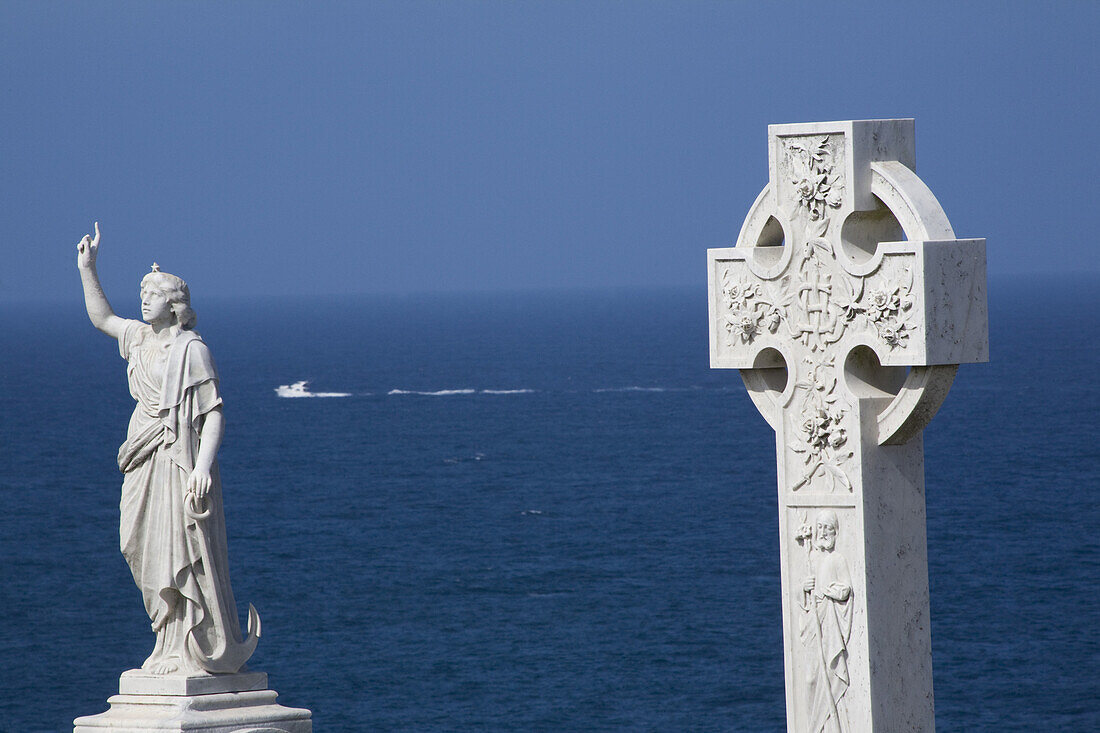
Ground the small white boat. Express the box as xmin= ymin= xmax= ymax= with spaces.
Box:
xmin=275 ymin=381 xmax=350 ymax=398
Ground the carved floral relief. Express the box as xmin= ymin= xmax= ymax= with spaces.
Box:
xmin=834 ymin=262 xmax=918 ymax=351
xmin=782 ymin=135 xmax=844 ymax=224
xmin=720 ymin=271 xmax=782 ymax=346
xmin=789 ymin=353 xmax=853 ymax=493
xmin=716 ymin=135 xmax=928 ymax=494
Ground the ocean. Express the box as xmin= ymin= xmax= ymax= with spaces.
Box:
xmin=1 ymin=276 xmax=1097 ymax=731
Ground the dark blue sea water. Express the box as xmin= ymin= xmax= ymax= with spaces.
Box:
xmin=1 ymin=276 xmax=1098 ymax=731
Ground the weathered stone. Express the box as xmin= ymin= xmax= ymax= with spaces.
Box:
xmin=74 ymin=675 xmax=311 ymax=733
xmin=708 ymin=119 xmax=987 ymax=732
xmin=73 ymin=226 xmax=312 ymax=732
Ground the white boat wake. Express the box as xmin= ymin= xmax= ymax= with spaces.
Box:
xmin=274 ymin=382 xmax=706 ymax=398
xmin=388 ymin=388 xmax=536 ymax=396
xmin=388 ymin=388 xmax=477 ymax=396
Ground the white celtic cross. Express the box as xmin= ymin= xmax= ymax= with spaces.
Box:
xmin=708 ymin=120 xmax=987 ymax=732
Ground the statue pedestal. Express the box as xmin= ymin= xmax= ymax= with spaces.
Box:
xmin=74 ymin=670 xmax=312 ymax=733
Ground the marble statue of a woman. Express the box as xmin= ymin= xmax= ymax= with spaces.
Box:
xmin=76 ymin=223 xmax=259 ymax=676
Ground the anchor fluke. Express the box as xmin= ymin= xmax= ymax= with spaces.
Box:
xmin=188 ymin=603 xmax=261 ymax=674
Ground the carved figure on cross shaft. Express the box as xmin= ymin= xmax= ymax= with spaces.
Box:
xmin=76 ymin=223 xmax=259 ymax=676
xmin=797 ymin=510 xmax=852 ymax=733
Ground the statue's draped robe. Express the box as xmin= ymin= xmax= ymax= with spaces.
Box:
xmin=117 ymin=321 xmax=244 ymax=673
xmin=799 ymin=550 xmax=853 ymax=733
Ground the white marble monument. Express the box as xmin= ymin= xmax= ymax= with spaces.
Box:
xmin=73 ymin=224 xmax=311 ymax=733
xmin=708 ymin=120 xmax=987 ymax=731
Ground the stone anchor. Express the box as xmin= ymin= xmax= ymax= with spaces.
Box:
xmin=708 ymin=119 xmax=988 ymax=731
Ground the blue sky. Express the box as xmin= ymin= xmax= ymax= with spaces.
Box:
xmin=2 ymin=1 xmax=1096 ymax=303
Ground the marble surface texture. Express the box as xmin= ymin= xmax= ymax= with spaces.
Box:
xmin=74 ymin=671 xmax=311 ymax=733
xmin=72 ymin=228 xmax=311 ymax=732
xmin=708 ymin=119 xmax=988 ymax=732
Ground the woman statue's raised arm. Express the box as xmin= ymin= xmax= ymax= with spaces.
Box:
xmin=77 ymin=222 xmax=126 ymax=340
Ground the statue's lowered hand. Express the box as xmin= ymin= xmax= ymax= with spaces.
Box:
xmin=187 ymin=468 xmax=212 ymax=500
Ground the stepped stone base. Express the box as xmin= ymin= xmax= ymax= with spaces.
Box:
xmin=74 ymin=670 xmax=312 ymax=733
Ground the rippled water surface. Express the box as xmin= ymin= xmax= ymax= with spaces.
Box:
xmin=1 ymin=278 xmax=1097 ymax=731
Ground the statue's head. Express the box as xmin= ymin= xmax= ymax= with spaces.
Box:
xmin=140 ymin=264 xmax=196 ymax=329
xmin=814 ymin=509 xmax=839 ymax=551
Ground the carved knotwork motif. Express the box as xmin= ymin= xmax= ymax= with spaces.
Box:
xmin=779 ymin=234 xmax=919 ymax=355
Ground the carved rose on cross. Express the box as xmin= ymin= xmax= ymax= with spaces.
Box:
xmin=728 ymin=310 xmax=762 ymax=343
xmin=822 ymin=272 xmax=917 ymax=353
xmin=877 ymin=321 xmax=909 ymax=349
xmin=788 ymin=136 xmax=844 ymax=222
xmin=795 ymin=178 xmax=816 ymax=204
xmin=791 ymin=386 xmax=853 ymax=493
xmin=802 ymin=408 xmax=847 ymax=453
xmin=720 ymin=269 xmax=784 ymax=346
xmin=792 ymin=406 xmax=853 ymax=492
xmin=864 ymin=286 xmax=912 ymax=322
xmin=722 ymin=279 xmax=760 ymax=311
xmin=724 ymin=302 xmax=782 ymax=344
xmin=865 ymin=288 xmax=899 ymax=322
